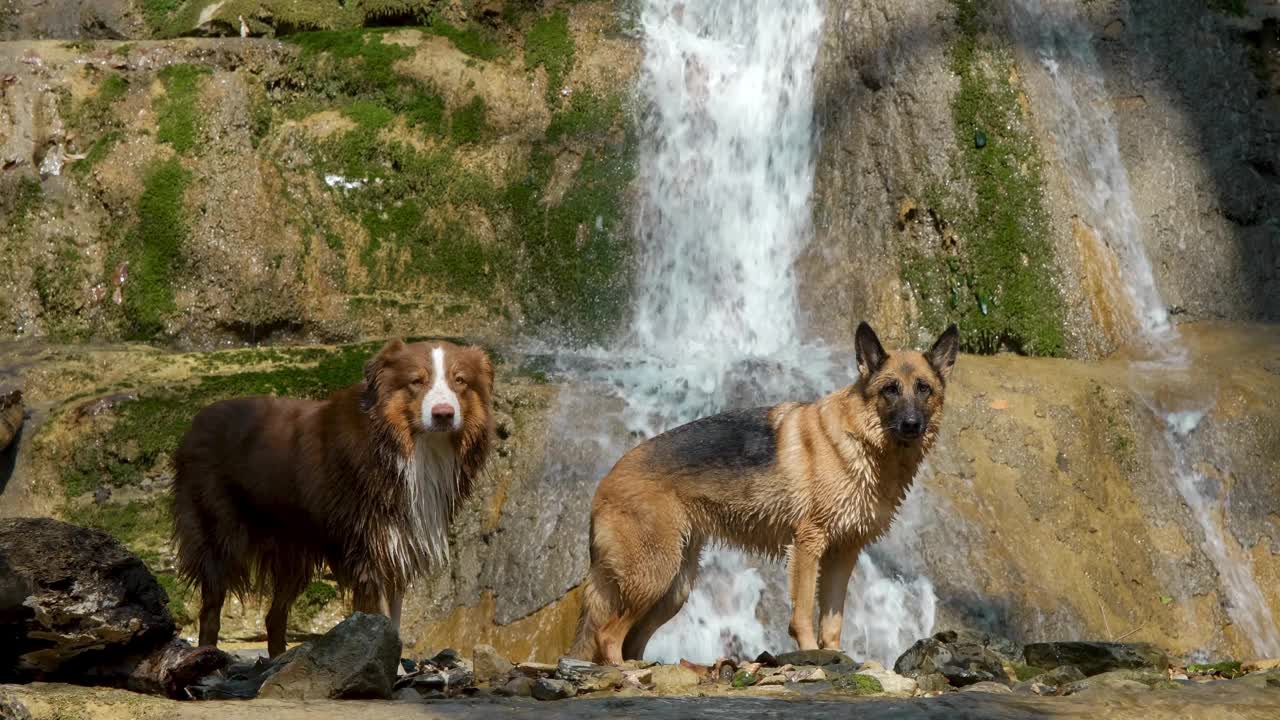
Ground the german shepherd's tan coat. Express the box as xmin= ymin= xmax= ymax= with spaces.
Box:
xmin=572 ymin=322 xmax=959 ymax=664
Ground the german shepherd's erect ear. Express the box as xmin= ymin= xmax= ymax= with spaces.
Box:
xmin=362 ymin=338 xmax=407 ymax=411
xmin=926 ymin=324 xmax=960 ymax=381
xmin=855 ymin=321 xmax=888 ymax=378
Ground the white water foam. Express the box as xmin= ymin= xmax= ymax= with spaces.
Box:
xmin=1011 ymin=0 xmax=1280 ymax=657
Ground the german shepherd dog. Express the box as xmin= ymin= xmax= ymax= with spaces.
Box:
xmin=172 ymin=340 xmax=494 ymax=657
xmin=572 ymin=322 xmax=958 ymax=664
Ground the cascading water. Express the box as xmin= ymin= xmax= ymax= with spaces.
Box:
xmin=540 ymin=0 xmax=938 ymax=665
xmin=1011 ymin=0 xmax=1280 ymax=657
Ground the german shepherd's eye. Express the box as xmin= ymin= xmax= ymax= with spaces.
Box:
xmin=882 ymin=381 xmax=900 ymax=397
xmin=916 ymin=380 xmax=931 ymax=397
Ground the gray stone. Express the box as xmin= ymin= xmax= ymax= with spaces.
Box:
xmin=1022 ymin=642 xmax=1170 ymax=677
xmin=556 ymin=657 xmax=622 ymax=692
xmin=856 ymin=669 xmax=918 ymax=696
xmin=531 ymin=678 xmax=576 ymax=701
xmin=649 ymin=664 xmax=701 ymax=692
xmin=1028 ymin=664 xmax=1086 ymax=691
xmin=258 ymin=613 xmax=401 ymax=700
xmin=495 ymin=675 xmax=535 ymax=697
xmin=774 ymin=649 xmax=858 ymax=667
xmin=473 ymin=644 xmax=513 ymax=684
xmin=915 ymin=673 xmax=952 ymax=693
xmin=1061 ymin=669 xmax=1172 ymax=696
xmin=962 ymin=681 xmax=1014 ymax=694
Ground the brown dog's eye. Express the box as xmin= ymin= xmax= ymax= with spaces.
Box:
xmin=410 ymin=377 xmax=425 ymax=389
xmin=882 ymin=381 xmax=900 ymax=397
xmin=454 ymin=375 xmax=467 ymax=387
xmin=916 ymin=380 xmax=931 ymax=396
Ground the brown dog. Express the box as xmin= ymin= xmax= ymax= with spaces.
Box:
xmin=571 ymin=322 xmax=958 ymax=664
xmin=172 ymin=339 xmax=494 ymax=656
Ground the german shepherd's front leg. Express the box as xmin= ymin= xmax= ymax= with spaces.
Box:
xmin=817 ymin=545 xmax=859 ymax=650
xmin=787 ymin=524 xmax=828 ymax=650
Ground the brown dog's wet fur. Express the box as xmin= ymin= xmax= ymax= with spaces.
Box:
xmin=171 ymin=340 xmax=494 ymax=657
xmin=571 ymin=322 xmax=959 ymax=664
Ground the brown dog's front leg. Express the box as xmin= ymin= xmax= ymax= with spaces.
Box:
xmin=787 ymin=525 xmax=827 ymax=650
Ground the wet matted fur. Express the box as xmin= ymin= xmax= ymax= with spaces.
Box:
xmin=172 ymin=340 xmax=494 ymax=656
xmin=571 ymin=322 xmax=959 ymax=664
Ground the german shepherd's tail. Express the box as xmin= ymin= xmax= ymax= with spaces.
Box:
xmin=570 ymin=517 xmax=617 ymax=662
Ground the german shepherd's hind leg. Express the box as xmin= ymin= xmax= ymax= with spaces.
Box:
xmin=588 ymin=500 xmax=688 ymax=665
xmin=817 ymin=544 xmax=860 ymax=650
xmin=622 ymin=537 xmax=704 ymax=661
xmin=787 ymin=523 xmax=828 ymax=650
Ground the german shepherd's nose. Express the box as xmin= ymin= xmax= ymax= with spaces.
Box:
xmin=431 ymin=404 xmax=456 ymax=423
xmin=898 ymin=416 xmax=922 ymax=438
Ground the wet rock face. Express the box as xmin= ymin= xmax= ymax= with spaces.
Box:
xmin=0 ymin=517 xmax=176 ymax=682
xmin=258 ymin=613 xmax=402 ymax=701
xmin=0 ymin=0 xmax=143 ymax=40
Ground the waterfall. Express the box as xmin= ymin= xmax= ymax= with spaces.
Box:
xmin=538 ymin=0 xmax=938 ymax=665
xmin=1010 ymin=0 xmax=1280 ymax=657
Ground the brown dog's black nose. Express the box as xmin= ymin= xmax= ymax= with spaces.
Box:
xmin=431 ymin=404 xmax=455 ymax=423
xmin=899 ymin=418 xmax=922 ymax=437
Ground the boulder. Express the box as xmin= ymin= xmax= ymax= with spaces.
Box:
xmin=893 ymin=631 xmax=1008 ymax=687
xmin=258 ymin=613 xmax=401 ymax=700
xmin=531 ymin=678 xmax=576 ymax=700
xmin=472 ymin=644 xmax=513 ymax=684
xmin=1022 ymin=642 xmax=1171 ymax=677
xmin=0 ymin=389 xmax=22 ymax=452
xmin=0 ymin=689 xmax=31 ymax=720
xmin=0 ymin=518 xmax=177 ymax=684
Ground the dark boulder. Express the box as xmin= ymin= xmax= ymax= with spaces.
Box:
xmin=893 ymin=630 xmax=1008 ymax=687
xmin=1 ymin=518 xmax=177 ymax=683
xmin=1022 ymin=642 xmax=1170 ymax=677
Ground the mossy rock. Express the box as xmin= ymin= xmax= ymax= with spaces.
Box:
xmin=831 ymin=672 xmax=884 ymax=696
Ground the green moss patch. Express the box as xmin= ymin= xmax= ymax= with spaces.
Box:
xmin=525 ymin=11 xmax=575 ymax=105
xmin=1013 ymin=664 xmax=1047 ymax=682
xmin=901 ymin=0 xmax=1066 ymax=357
xmin=119 ymin=158 xmax=190 ymax=339
xmin=430 ymin=19 xmax=506 ymax=60
xmin=450 ymin=95 xmax=489 ymax=144
xmin=831 ymin=672 xmax=884 ymax=695
xmin=156 ymin=64 xmax=210 ymax=154
xmin=292 ymin=580 xmax=340 ymax=624
xmin=1186 ymin=661 xmax=1244 ymax=678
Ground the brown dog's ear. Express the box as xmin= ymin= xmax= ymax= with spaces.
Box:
xmin=362 ymin=339 xmax=406 ymax=411
xmin=927 ymin=324 xmax=959 ymax=380
xmin=855 ymin=321 xmax=888 ymax=378
xmin=468 ymin=346 xmax=495 ymax=396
